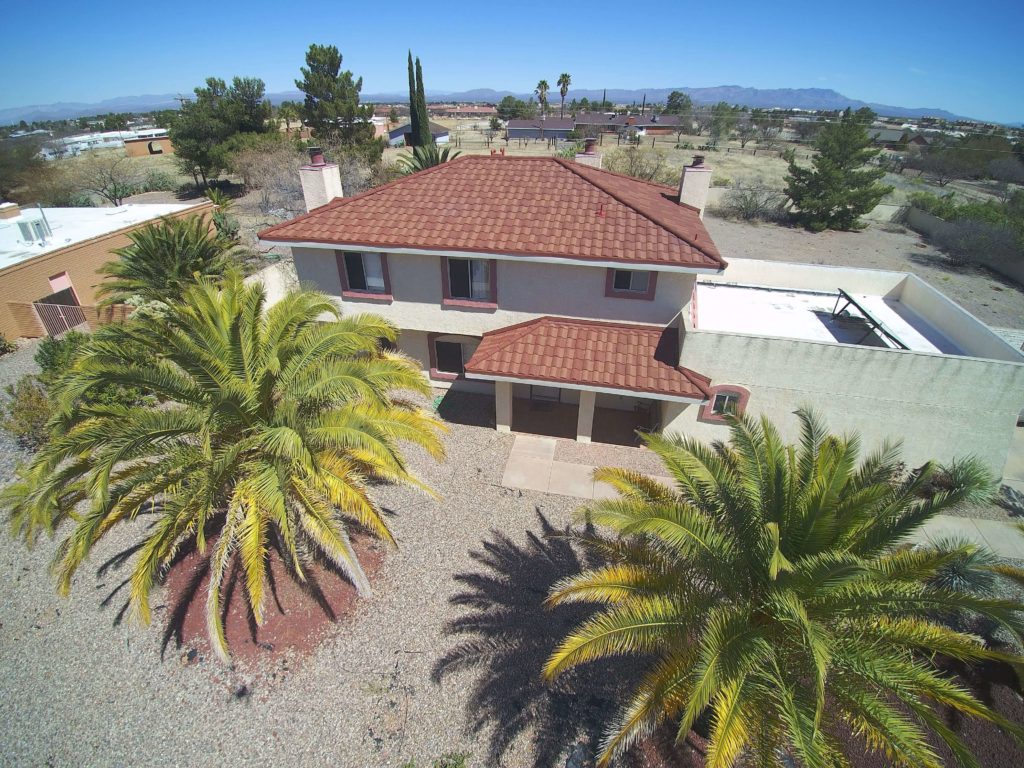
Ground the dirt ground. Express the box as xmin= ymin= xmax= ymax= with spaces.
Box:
xmin=703 ymin=215 xmax=1024 ymax=329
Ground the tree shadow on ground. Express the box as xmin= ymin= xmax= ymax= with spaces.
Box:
xmin=433 ymin=508 xmax=643 ymax=768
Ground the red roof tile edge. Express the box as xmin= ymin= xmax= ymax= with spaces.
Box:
xmin=257 ymin=156 xmax=726 ymax=270
xmin=464 ymin=316 xmax=712 ymax=400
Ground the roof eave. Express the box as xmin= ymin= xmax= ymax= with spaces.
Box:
xmin=257 ymin=238 xmax=726 ymax=274
xmin=463 ymin=371 xmax=707 ymax=403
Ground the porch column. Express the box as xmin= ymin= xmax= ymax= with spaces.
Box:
xmin=577 ymin=390 xmax=596 ymax=443
xmin=495 ymin=380 xmax=512 ymax=432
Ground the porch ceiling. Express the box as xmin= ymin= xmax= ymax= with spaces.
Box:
xmin=464 ymin=316 xmax=711 ymax=401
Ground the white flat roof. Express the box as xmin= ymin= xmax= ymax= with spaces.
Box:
xmin=0 ymin=203 xmax=203 ymax=268
xmin=695 ymin=282 xmax=964 ymax=355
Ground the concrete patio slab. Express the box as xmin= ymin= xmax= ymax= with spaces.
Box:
xmin=970 ymin=518 xmax=1024 ymax=559
xmin=510 ymin=434 xmax=557 ymax=460
xmin=548 ymin=461 xmax=597 ymax=499
xmin=1004 ymin=427 xmax=1024 ymax=482
xmin=501 ymin=454 xmax=552 ymax=493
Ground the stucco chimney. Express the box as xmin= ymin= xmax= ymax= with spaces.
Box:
xmin=0 ymin=202 xmax=20 ymax=220
xmin=299 ymin=147 xmax=343 ymax=212
xmin=574 ymin=137 xmax=602 ymax=169
xmin=678 ymin=155 xmax=712 ymax=219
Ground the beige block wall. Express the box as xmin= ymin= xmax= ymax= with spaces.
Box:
xmin=124 ymin=137 xmax=175 ymax=157
xmin=666 ymin=330 xmax=1024 ymax=475
xmin=0 ymin=202 xmax=214 ymax=339
xmin=292 ymin=247 xmax=697 ymax=336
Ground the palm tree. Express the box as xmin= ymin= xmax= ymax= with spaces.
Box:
xmin=557 ymin=73 xmax=572 ymax=118
xmin=3 ymin=275 xmax=445 ymax=662
xmin=535 ymin=80 xmax=550 ymax=116
xmin=545 ymin=410 xmax=1024 ymax=767
xmin=96 ymin=215 xmax=233 ymax=307
xmin=277 ymin=100 xmax=302 ymax=135
xmin=396 ymin=144 xmax=461 ymax=174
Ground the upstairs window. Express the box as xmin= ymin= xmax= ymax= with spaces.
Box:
xmin=613 ymin=270 xmax=649 ymax=293
xmin=338 ymin=251 xmax=391 ymax=300
xmin=447 ymin=258 xmax=491 ymax=301
xmin=443 ymin=257 xmax=496 ymax=308
xmin=344 ymin=252 xmax=386 ymax=292
xmin=606 ymin=269 xmax=657 ymax=300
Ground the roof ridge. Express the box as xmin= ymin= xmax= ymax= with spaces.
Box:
xmin=553 ymin=159 xmax=724 ymax=268
xmin=259 ymin=155 xmax=472 ymax=239
xmin=465 ymin=316 xmax=546 ymax=366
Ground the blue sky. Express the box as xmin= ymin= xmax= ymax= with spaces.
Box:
xmin=2 ymin=0 xmax=1021 ymax=122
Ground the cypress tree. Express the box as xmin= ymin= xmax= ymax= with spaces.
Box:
xmin=407 ymin=51 xmax=421 ymax=147
xmin=414 ymin=57 xmax=433 ymax=147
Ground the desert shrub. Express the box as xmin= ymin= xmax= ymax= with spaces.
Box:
xmin=908 ymin=191 xmax=960 ymax=220
xmin=932 ymin=218 xmax=1019 ymax=268
xmin=710 ymin=175 xmax=732 ymax=187
xmin=0 ymin=335 xmax=16 ymax=356
xmin=603 ymin=146 xmax=675 ymax=184
xmin=35 ymin=331 xmax=88 ymax=386
xmin=714 ymin=185 xmax=787 ymax=222
xmin=35 ymin=331 xmax=149 ymax=407
xmin=141 ymin=170 xmax=177 ymax=192
xmin=1 ymin=377 xmax=51 ymax=450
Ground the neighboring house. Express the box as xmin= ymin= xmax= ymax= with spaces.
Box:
xmin=40 ymin=127 xmax=169 ymax=159
xmin=506 ymin=118 xmax=574 ymax=140
xmin=388 ymin=121 xmax=450 ymax=146
xmin=868 ymin=128 xmax=929 ymax=149
xmin=430 ymin=104 xmax=497 ymax=119
xmin=258 ymin=153 xmax=1024 ymax=475
xmin=572 ymin=112 xmax=681 ymax=135
xmin=0 ymin=200 xmax=212 ymax=338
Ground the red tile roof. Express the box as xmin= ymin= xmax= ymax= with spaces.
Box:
xmin=258 ymin=156 xmax=724 ymax=270
xmin=464 ymin=316 xmax=711 ymax=400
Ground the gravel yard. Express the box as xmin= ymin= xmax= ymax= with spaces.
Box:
xmin=0 ymin=399 xmax=603 ymax=767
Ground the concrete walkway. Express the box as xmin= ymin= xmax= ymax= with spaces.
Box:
xmin=501 ymin=434 xmax=1024 ymax=559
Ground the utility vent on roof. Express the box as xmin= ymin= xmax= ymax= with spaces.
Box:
xmin=18 ymin=218 xmax=51 ymax=245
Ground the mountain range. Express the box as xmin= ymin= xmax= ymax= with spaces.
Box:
xmin=0 ymin=85 xmax=973 ymax=125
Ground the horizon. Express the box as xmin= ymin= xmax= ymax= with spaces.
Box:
xmin=2 ymin=0 xmax=1022 ymax=124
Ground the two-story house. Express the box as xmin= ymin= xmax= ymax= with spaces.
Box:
xmin=259 ymin=149 xmax=1024 ymax=475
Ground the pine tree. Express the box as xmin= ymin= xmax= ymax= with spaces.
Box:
xmin=414 ymin=57 xmax=433 ymax=148
xmin=295 ymin=44 xmax=373 ymax=145
xmin=785 ymin=108 xmax=893 ymax=231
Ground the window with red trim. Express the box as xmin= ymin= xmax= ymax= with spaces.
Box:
xmin=337 ymin=251 xmax=392 ymax=300
xmin=606 ymin=268 xmax=657 ymax=301
xmin=442 ymin=257 xmax=497 ymax=308
xmin=698 ymin=385 xmax=750 ymax=424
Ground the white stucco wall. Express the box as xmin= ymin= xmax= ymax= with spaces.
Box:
xmin=667 ymin=329 xmax=1024 ymax=475
xmin=292 ymin=247 xmax=697 ymax=337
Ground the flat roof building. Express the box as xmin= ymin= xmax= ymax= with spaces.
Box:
xmin=0 ymin=200 xmax=212 ymax=338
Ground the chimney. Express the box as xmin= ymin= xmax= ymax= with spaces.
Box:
xmin=678 ymin=154 xmax=712 ymax=219
xmin=574 ymin=137 xmax=602 ymax=169
xmin=299 ymin=147 xmax=343 ymax=212
xmin=0 ymin=202 xmax=20 ymax=220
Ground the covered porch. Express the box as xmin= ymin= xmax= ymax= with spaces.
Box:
xmin=463 ymin=316 xmax=710 ymax=445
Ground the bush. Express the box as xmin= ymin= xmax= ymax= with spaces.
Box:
xmin=141 ymin=170 xmax=177 ymax=192
xmin=0 ymin=335 xmax=16 ymax=356
xmin=908 ymin=191 xmax=960 ymax=220
xmin=35 ymin=331 xmax=88 ymax=387
xmin=932 ymin=218 xmax=1019 ymax=268
xmin=603 ymin=147 xmax=675 ymax=184
xmin=35 ymin=331 xmax=149 ymax=407
xmin=1 ymin=377 xmax=51 ymax=450
xmin=714 ymin=186 xmax=788 ymax=223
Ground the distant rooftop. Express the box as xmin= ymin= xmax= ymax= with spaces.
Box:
xmin=0 ymin=202 xmax=205 ymax=268
xmin=695 ymin=282 xmax=964 ymax=355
